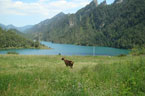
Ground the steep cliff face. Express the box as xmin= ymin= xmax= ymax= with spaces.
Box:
xmin=93 ymin=0 xmax=98 ymax=7
xmin=69 ymin=14 xmax=76 ymax=27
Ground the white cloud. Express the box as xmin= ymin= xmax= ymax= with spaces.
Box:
xmin=0 ymin=0 xmax=91 ymax=18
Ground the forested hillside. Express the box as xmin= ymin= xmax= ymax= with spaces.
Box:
xmin=26 ymin=0 xmax=145 ymax=49
xmin=0 ymin=27 xmax=40 ymax=49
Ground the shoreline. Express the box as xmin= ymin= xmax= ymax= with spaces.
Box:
xmin=0 ymin=45 xmax=51 ymax=50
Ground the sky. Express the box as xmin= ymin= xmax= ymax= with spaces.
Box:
xmin=0 ymin=0 xmax=115 ymax=27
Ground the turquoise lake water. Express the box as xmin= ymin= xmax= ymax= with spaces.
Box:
xmin=0 ymin=41 xmax=130 ymax=56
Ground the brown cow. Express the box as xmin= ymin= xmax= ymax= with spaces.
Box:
xmin=61 ymin=58 xmax=74 ymax=68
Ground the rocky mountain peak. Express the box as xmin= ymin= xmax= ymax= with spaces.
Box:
xmin=56 ymin=12 xmax=65 ymax=16
xmin=100 ymin=0 xmax=107 ymax=6
xmin=52 ymin=12 xmax=65 ymax=20
xmin=114 ymin=0 xmax=123 ymax=4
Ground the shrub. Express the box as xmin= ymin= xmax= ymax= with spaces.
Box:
xmin=7 ymin=52 xmax=19 ymax=55
xmin=131 ymin=47 xmax=145 ymax=56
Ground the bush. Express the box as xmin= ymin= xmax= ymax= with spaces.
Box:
xmin=131 ymin=46 xmax=145 ymax=56
xmin=7 ymin=52 xmax=19 ymax=55
xmin=118 ymin=54 xmax=127 ymax=57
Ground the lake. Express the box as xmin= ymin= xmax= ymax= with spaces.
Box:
xmin=0 ymin=41 xmax=130 ymax=56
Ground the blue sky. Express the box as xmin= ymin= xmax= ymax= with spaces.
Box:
xmin=0 ymin=0 xmax=114 ymax=27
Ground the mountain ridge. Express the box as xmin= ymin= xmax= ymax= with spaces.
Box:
xmin=0 ymin=23 xmax=33 ymax=32
xmin=25 ymin=0 xmax=145 ymax=49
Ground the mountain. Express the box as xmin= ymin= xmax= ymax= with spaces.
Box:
xmin=6 ymin=24 xmax=16 ymax=30
xmin=25 ymin=0 xmax=145 ymax=49
xmin=0 ymin=27 xmax=42 ymax=49
xmin=0 ymin=24 xmax=6 ymax=29
xmin=25 ymin=12 xmax=67 ymax=40
xmin=17 ymin=25 xmax=33 ymax=32
xmin=0 ymin=24 xmax=33 ymax=32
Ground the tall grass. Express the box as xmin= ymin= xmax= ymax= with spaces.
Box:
xmin=0 ymin=55 xmax=144 ymax=96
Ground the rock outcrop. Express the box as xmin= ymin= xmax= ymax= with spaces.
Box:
xmin=93 ymin=0 xmax=98 ymax=7
xmin=114 ymin=0 xmax=123 ymax=4
xmin=100 ymin=0 xmax=107 ymax=6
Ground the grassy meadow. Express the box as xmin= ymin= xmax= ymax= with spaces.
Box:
xmin=0 ymin=55 xmax=145 ymax=96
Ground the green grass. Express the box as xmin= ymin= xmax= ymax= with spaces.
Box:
xmin=0 ymin=55 xmax=145 ymax=96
